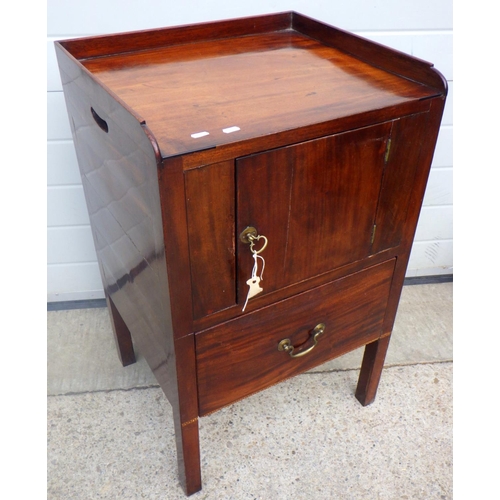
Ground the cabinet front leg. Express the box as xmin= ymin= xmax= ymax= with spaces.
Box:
xmin=355 ymin=334 xmax=391 ymax=406
xmin=106 ymin=294 xmax=136 ymax=367
xmin=173 ymin=414 xmax=202 ymax=496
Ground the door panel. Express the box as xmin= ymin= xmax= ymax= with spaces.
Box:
xmin=371 ymin=112 xmax=430 ymax=253
xmin=185 ymin=160 xmax=236 ymax=318
xmin=236 ymin=122 xmax=392 ymax=302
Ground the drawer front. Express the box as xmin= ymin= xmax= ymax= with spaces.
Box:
xmin=196 ymin=259 xmax=395 ymax=415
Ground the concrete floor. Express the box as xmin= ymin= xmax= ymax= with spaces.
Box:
xmin=47 ymin=282 xmax=452 ymax=499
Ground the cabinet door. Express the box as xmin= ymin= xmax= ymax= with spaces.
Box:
xmin=236 ymin=122 xmax=392 ymax=297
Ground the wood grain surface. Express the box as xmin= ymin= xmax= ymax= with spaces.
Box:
xmin=196 ymin=260 xmax=395 ymax=415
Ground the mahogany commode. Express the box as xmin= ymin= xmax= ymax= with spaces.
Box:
xmin=55 ymin=12 xmax=447 ymax=495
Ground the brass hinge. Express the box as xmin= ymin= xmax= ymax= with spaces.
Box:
xmin=370 ymin=224 xmax=377 ymax=244
xmin=384 ymin=138 xmax=392 ymax=163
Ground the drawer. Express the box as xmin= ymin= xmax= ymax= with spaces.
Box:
xmin=196 ymin=259 xmax=395 ymax=415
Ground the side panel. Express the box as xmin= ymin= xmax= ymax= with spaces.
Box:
xmin=55 ymin=43 xmax=178 ymax=402
xmin=380 ymin=97 xmax=447 ymax=337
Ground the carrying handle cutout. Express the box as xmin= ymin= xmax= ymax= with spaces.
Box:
xmin=90 ymin=107 xmax=109 ymax=133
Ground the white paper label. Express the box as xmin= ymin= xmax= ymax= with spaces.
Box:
xmin=191 ymin=131 xmax=210 ymax=139
xmin=222 ymin=126 xmax=241 ymax=134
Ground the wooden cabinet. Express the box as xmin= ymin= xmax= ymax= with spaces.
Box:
xmin=55 ymin=12 xmax=446 ymax=496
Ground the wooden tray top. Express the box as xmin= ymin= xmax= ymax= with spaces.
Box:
xmin=60 ymin=15 xmax=442 ymax=158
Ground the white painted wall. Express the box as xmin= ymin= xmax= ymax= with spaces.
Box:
xmin=47 ymin=0 xmax=453 ymax=302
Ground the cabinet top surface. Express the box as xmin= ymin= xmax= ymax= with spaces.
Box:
xmin=67 ymin=23 xmax=441 ymax=158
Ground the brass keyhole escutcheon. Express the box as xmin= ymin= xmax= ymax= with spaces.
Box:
xmin=239 ymin=226 xmax=258 ymax=244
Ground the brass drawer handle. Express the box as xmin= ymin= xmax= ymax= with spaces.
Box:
xmin=278 ymin=323 xmax=326 ymax=358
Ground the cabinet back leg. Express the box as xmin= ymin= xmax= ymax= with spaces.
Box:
xmin=106 ymin=294 xmax=136 ymax=367
xmin=355 ymin=335 xmax=391 ymax=406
